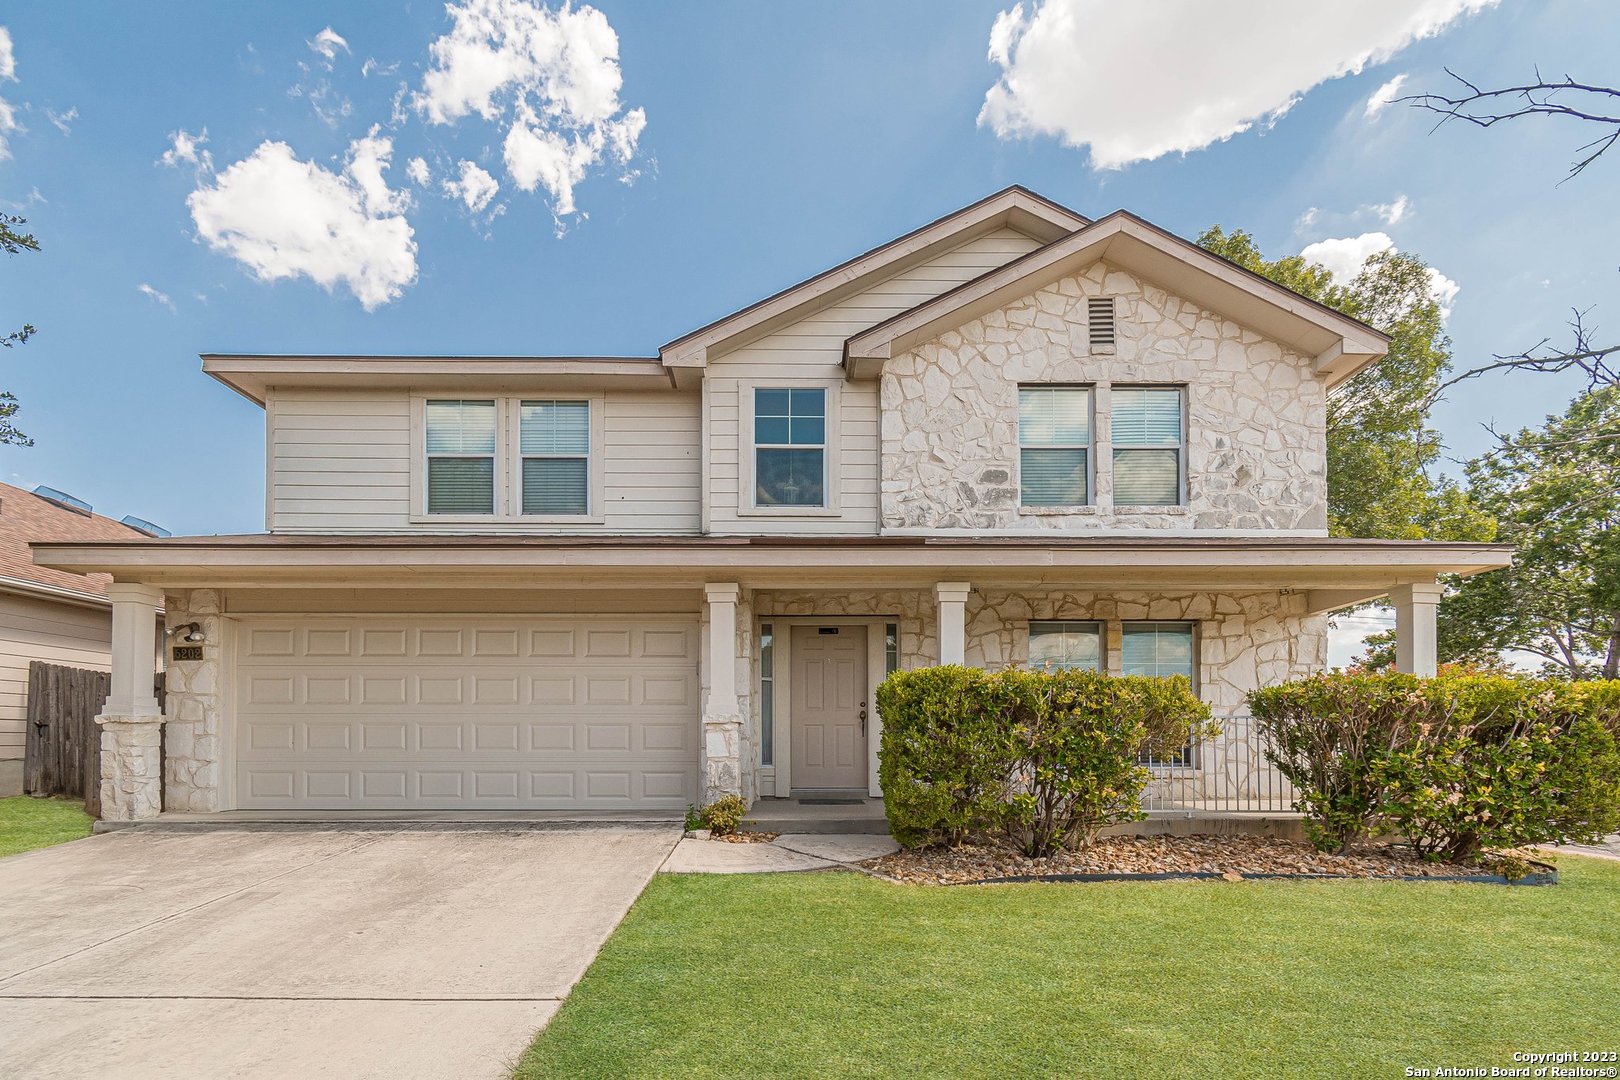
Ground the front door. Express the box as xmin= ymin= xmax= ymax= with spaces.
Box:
xmin=790 ymin=625 xmax=868 ymax=790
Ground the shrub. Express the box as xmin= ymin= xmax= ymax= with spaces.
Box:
xmin=875 ymin=667 xmax=1023 ymax=847
xmin=699 ymin=795 xmax=747 ymax=836
xmin=1249 ymin=672 xmax=1620 ymax=859
xmin=877 ymin=666 xmax=1215 ymax=856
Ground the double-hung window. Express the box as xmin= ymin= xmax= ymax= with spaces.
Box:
xmin=1123 ymin=621 xmax=1197 ymax=765
xmin=1028 ymin=621 xmax=1103 ymax=672
xmin=520 ymin=400 xmax=590 ymax=515
xmin=754 ymin=387 xmax=826 ymax=507
xmin=1018 ymin=386 xmax=1091 ymax=507
xmin=1112 ymin=387 xmax=1184 ymax=506
xmin=425 ymin=399 xmax=497 ymax=515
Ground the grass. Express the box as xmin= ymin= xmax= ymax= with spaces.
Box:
xmin=517 ymin=856 xmax=1620 ymax=1079
xmin=0 ymin=795 xmax=94 ymax=858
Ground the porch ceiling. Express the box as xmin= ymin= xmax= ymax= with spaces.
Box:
xmin=32 ymin=536 xmax=1511 ymax=603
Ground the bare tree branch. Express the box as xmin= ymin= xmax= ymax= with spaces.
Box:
xmin=1431 ymin=308 xmax=1620 ymax=413
xmin=1403 ymin=67 xmax=1620 ymax=178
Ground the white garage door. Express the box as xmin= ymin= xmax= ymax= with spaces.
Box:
xmin=232 ymin=615 xmax=699 ymax=810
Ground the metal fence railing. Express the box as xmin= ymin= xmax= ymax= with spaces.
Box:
xmin=1140 ymin=714 xmax=1299 ymax=815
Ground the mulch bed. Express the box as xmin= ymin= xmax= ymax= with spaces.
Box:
xmin=715 ymin=831 xmax=780 ymax=844
xmin=865 ymin=834 xmax=1548 ymax=885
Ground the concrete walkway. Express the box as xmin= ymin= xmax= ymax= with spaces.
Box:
xmin=661 ymin=832 xmax=899 ymax=874
xmin=0 ymin=822 xmax=678 ymax=1080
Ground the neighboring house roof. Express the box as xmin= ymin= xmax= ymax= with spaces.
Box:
xmin=0 ymin=482 xmax=152 ymax=606
xmin=844 ymin=210 xmax=1391 ymax=388
xmin=657 ymin=185 xmax=1090 ymax=379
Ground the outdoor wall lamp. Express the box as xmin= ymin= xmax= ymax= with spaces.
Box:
xmin=168 ymin=622 xmax=205 ymax=644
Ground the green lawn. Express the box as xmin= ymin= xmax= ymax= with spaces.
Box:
xmin=517 ymin=857 xmax=1620 ymax=1079
xmin=0 ymin=795 xmax=94 ymax=858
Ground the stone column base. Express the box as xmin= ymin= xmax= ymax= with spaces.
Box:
xmin=702 ymin=713 xmax=742 ymax=803
xmin=95 ymin=713 xmax=166 ymax=821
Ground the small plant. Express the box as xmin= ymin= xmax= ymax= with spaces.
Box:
xmin=699 ymin=794 xmax=748 ymax=836
xmin=683 ymin=804 xmax=703 ymax=832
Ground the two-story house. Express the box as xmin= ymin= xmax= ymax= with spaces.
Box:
xmin=36 ymin=187 xmax=1511 ymax=822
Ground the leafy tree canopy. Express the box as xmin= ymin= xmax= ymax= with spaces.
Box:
xmin=1197 ymin=226 xmax=1491 ymax=541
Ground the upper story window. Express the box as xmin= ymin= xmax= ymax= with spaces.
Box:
xmin=425 ymin=399 xmax=497 ymax=515
xmin=1029 ymin=620 xmax=1103 ymax=672
xmin=754 ymin=387 xmax=826 ymax=508
xmin=520 ymin=400 xmax=589 ymax=515
xmin=1018 ymin=386 xmax=1091 ymax=507
xmin=1112 ymin=387 xmax=1183 ymax=506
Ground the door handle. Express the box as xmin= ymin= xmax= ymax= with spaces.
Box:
xmin=859 ymin=701 xmax=868 ymax=735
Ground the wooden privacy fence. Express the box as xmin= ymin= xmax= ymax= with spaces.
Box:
xmin=24 ymin=661 xmax=165 ymax=818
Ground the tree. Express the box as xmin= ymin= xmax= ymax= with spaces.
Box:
xmin=1197 ymin=226 xmax=1491 ymax=541
xmin=0 ymin=212 xmax=39 ymax=447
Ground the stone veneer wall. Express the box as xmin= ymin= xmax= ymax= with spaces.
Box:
xmin=751 ymin=588 xmax=1324 ymax=803
xmin=699 ymin=589 xmax=756 ymax=803
xmin=880 ymin=260 xmax=1329 ymax=532
xmin=162 ymin=588 xmax=225 ymax=812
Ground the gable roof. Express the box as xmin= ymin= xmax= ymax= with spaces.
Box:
xmin=658 ymin=186 xmax=1088 ymax=384
xmin=0 ymin=482 xmax=151 ymax=605
xmin=843 ymin=210 xmax=1390 ymax=388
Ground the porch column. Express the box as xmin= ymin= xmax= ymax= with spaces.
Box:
xmin=935 ymin=581 xmax=971 ymax=665
xmin=1390 ymin=581 xmax=1443 ymax=677
xmin=702 ymin=582 xmax=742 ymax=802
xmin=96 ymin=582 xmax=165 ymax=821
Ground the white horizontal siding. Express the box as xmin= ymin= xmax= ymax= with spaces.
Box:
xmin=707 ymin=226 xmax=1043 ymax=534
xmin=268 ymin=389 xmax=701 ymax=534
xmin=0 ymin=595 xmax=114 ymax=762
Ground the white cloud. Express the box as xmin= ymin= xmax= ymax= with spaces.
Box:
xmin=187 ymin=131 xmax=418 ymax=310
xmin=415 ymin=0 xmax=646 ymax=219
xmin=979 ymin=0 xmax=1496 ymax=169
xmin=308 ymin=27 xmax=350 ymax=60
xmin=46 ymin=105 xmax=76 ymax=135
xmin=1364 ymin=73 xmax=1408 ymax=118
xmin=1369 ymin=193 xmax=1410 ymax=225
xmin=136 ymin=283 xmax=175 ymax=311
xmin=1297 ymin=206 xmax=1320 ymax=229
xmin=405 ymin=156 xmax=431 ymax=186
xmin=1300 ymin=232 xmax=1460 ymax=318
xmin=0 ymin=27 xmax=18 ymax=162
xmin=443 ymin=159 xmax=499 ymax=213
xmin=158 ymin=128 xmax=213 ymax=173
xmin=361 ymin=57 xmax=399 ymax=78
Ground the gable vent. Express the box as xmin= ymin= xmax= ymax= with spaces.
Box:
xmin=1088 ymin=297 xmax=1117 ymax=351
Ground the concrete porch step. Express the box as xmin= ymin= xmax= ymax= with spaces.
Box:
xmin=744 ymin=797 xmax=891 ymax=835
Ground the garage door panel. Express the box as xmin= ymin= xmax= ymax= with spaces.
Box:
xmin=232 ymin=615 xmax=699 ymax=810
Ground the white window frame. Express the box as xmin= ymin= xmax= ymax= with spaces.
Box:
xmin=1027 ymin=620 xmax=1105 ymax=672
xmin=422 ymin=398 xmax=500 ymax=518
xmin=1016 ymin=384 xmax=1095 ymax=512
xmin=1110 ymin=384 xmax=1187 ymax=509
xmin=738 ymin=379 xmax=842 ymax=517
xmin=409 ymin=393 xmax=605 ymax=523
xmin=1120 ymin=619 xmax=1200 ymax=769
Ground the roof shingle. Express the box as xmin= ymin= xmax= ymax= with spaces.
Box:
xmin=0 ymin=482 xmax=150 ymax=599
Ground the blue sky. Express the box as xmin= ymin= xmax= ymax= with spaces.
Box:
xmin=0 ymin=0 xmax=1614 ymax=547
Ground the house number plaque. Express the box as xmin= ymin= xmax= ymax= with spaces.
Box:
xmin=172 ymin=645 xmax=204 ymax=661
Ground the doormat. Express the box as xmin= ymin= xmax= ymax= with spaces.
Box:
xmin=798 ymin=798 xmax=865 ymax=805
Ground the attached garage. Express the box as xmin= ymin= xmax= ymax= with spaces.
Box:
xmin=231 ymin=614 xmax=699 ymax=810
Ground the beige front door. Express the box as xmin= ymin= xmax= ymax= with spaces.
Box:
xmin=789 ymin=625 xmax=868 ymax=790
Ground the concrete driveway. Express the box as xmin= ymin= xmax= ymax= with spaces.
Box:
xmin=0 ymin=823 xmax=678 ymax=1080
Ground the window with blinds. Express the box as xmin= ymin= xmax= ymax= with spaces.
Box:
xmin=1112 ymin=387 xmax=1183 ymax=506
xmin=1018 ymin=386 xmax=1091 ymax=506
xmin=1029 ymin=621 xmax=1103 ymax=672
xmin=425 ymin=399 xmax=497 ymax=514
xmin=1123 ymin=621 xmax=1197 ymax=765
xmin=755 ymin=388 xmax=826 ymax=507
xmin=520 ymin=400 xmax=589 ymax=515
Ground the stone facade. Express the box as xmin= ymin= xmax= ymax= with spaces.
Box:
xmin=96 ymin=716 xmax=164 ymax=821
xmin=880 ymin=260 xmax=1329 ymax=532
xmin=699 ymin=589 xmax=756 ymax=804
xmin=162 ymin=589 xmax=225 ymax=812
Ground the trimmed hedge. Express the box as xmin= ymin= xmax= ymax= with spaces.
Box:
xmin=1249 ymin=672 xmax=1620 ymax=858
xmin=877 ymin=666 xmax=1215 ymax=856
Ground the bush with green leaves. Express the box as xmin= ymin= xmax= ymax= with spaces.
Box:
xmin=1249 ymin=672 xmax=1620 ymax=859
xmin=877 ymin=665 xmax=1215 ymax=856
xmin=699 ymin=794 xmax=747 ymax=836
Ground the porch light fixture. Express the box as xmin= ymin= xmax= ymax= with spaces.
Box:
xmin=168 ymin=622 xmax=205 ymax=644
